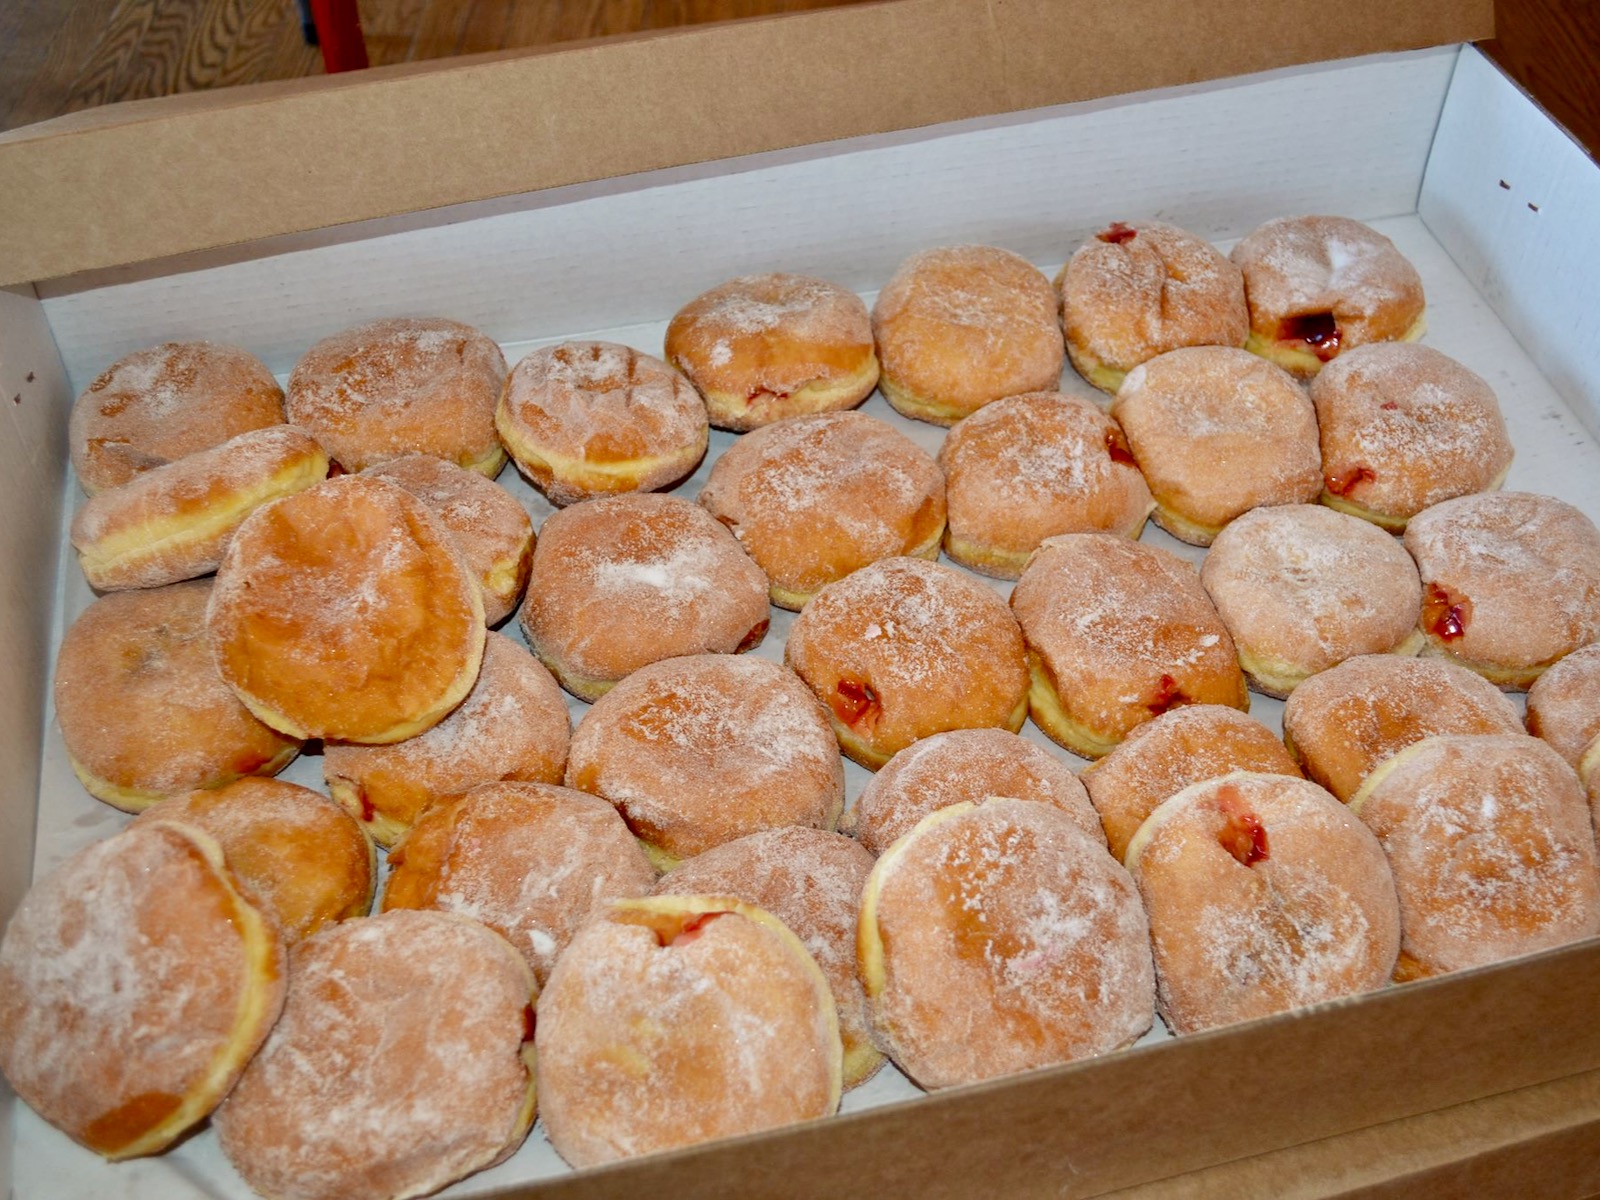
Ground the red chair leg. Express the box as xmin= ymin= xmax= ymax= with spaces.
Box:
xmin=308 ymin=0 xmax=369 ymax=72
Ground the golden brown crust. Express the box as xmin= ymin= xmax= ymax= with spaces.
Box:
xmin=1526 ymin=643 xmax=1600 ymax=768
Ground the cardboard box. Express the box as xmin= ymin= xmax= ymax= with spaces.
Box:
xmin=6 ymin=1 xmax=1600 ymax=1195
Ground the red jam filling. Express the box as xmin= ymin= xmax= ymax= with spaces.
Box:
xmin=831 ymin=678 xmax=882 ymax=730
xmin=1097 ymin=222 xmax=1138 ymax=245
xmin=522 ymin=1004 xmax=536 ymax=1043
xmin=1105 ymin=427 xmax=1138 ymax=467
xmin=746 ymin=385 xmax=792 ymax=404
xmin=357 ymin=786 xmax=376 ymax=824
xmin=663 ymin=911 xmax=726 ymax=947
xmin=1215 ymin=785 xmax=1271 ymax=866
xmin=1325 ymin=464 xmax=1376 ymax=497
xmin=737 ymin=619 xmax=770 ymax=653
xmin=1145 ymin=673 xmax=1186 ymax=715
xmin=1422 ymin=582 xmax=1473 ymax=642
xmin=1278 ymin=311 xmax=1342 ymax=361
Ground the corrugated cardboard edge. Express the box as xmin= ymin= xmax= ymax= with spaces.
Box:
xmin=0 ymin=0 xmax=1490 ymax=288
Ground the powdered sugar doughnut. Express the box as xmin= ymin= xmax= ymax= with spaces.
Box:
xmin=1526 ymin=643 xmax=1600 ymax=768
xmin=697 ymin=411 xmax=946 ymax=609
xmin=1126 ymin=773 xmax=1400 ymax=1034
xmin=937 ymin=391 xmax=1153 ymax=577
xmin=858 ymin=799 xmax=1154 ymax=1089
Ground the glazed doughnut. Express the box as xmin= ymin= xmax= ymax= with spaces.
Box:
xmin=785 ymin=556 xmax=1030 ymax=769
xmin=383 ymin=781 xmax=655 ymax=986
xmin=1403 ymin=492 xmax=1600 ymax=689
xmin=697 ymin=411 xmax=946 ymax=609
xmin=215 ymin=910 xmax=536 ymax=1200
xmin=54 ymin=580 xmax=301 ymax=812
xmin=1201 ymin=504 xmax=1425 ymax=698
xmin=653 ymin=827 xmax=882 ymax=1088
xmin=0 ymin=821 xmax=285 ymax=1159
xmin=858 ymin=798 xmax=1154 ymax=1089
xmin=1283 ymin=654 xmax=1523 ymax=803
xmin=496 ymin=340 xmax=709 ymax=506
xmin=519 ymin=493 xmax=770 ymax=701
xmin=1009 ymin=533 xmax=1248 ymax=759
xmin=871 ymin=245 xmax=1064 ymax=426
xmin=70 ymin=425 xmax=329 ymax=591
xmin=1349 ymin=734 xmax=1600 ymax=980
xmin=285 ymin=316 xmax=508 ymax=475
xmin=1311 ymin=343 xmax=1514 ymax=531
xmin=1056 ymin=219 xmax=1249 ymax=395
xmin=1526 ymin=643 xmax=1600 ymax=768
xmin=1125 ymin=773 xmax=1400 ymax=1034
xmin=207 ymin=474 xmax=486 ymax=744
xmin=132 ymin=777 xmax=375 ymax=944
xmin=847 ymin=727 xmax=1101 ymax=857
xmin=664 ymin=273 xmax=880 ymax=430
xmin=1231 ymin=216 xmax=1426 ymax=377
xmin=936 ymin=391 xmax=1154 ymax=577
xmin=323 ymin=631 xmax=569 ymax=848
xmin=1082 ymin=705 xmax=1302 ymax=864
xmin=1109 ymin=347 xmax=1322 ymax=546
xmin=69 ymin=341 xmax=285 ymax=496
xmin=364 ymin=453 xmax=534 ymax=626
xmin=565 ymin=654 xmax=844 ymax=869
xmin=536 ymin=895 xmax=841 ymax=1168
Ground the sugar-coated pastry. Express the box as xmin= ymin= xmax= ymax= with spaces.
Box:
xmin=1126 ymin=773 xmax=1400 ymax=1034
xmin=69 ymin=341 xmax=286 ymax=496
xmin=785 ymin=556 xmax=1030 ymax=769
xmin=1311 ymin=343 xmax=1514 ymax=531
xmin=519 ymin=493 xmax=769 ymax=701
xmin=54 ymin=581 xmax=301 ymax=812
xmin=1231 ymin=216 xmax=1426 ymax=378
xmin=1403 ymin=492 xmax=1600 ymax=690
xmin=215 ymin=910 xmax=536 ymax=1200
xmin=871 ymin=245 xmax=1064 ymax=425
xmin=1010 ymin=533 xmax=1248 ymax=759
xmin=496 ymin=340 xmax=709 ymax=506
xmin=858 ymin=799 xmax=1153 ymax=1089
xmin=937 ymin=391 xmax=1153 ymax=576
xmin=654 ymin=828 xmax=882 ymax=1088
xmin=286 ymin=316 xmax=508 ymax=475
xmin=1526 ymin=643 xmax=1600 ymax=768
xmin=1350 ymin=734 xmax=1600 ymax=981
xmin=383 ymin=781 xmax=656 ymax=987
xmin=1283 ymin=654 xmax=1523 ymax=803
xmin=1110 ymin=346 xmax=1321 ymax=546
xmin=71 ymin=425 xmax=329 ymax=591
xmin=208 ymin=473 xmax=485 ymax=744
xmin=664 ymin=273 xmax=880 ymax=430
xmin=566 ymin=654 xmax=844 ymax=869
xmin=1201 ymin=504 xmax=1424 ymax=698
xmin=846 ymin=727 xmax=1101 ymax=856
xmin=698 ymin=411 xmax=946 ymax=609
xmin=0 ymin=822 xmax=285 ymax=1159
xmin=1057 ymin=220 xmax=1249 ymax=395
xmin=323 ymin=631 xmax=569 ymax=848
xmin=364 ymin=453 xmax=534 ymax=626
xmin=536 ymin=895 xmax=842 ymax=1168
xmin=1083 ymin=705 xmax=1302 ymax=864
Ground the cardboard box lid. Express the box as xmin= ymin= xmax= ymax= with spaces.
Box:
xmin=0 ymin=0 xmax=1490 ymax=289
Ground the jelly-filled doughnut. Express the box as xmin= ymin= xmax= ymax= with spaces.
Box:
xmin=664 ymin=273 xmax=880 ymax=430
xmin=1526 ymin=643 xmax=1600 ymax=768
xmin=566 ymin=654 xmax=844 ymax=869
xmin=786 ymin=556 xmax=1030 ymax=769
xmin=1057 ymin=219 xmax=1249 ymax=395
xmin=519 ymin=492 xmax=770 ymax=702
xmin=847 ymin=727 xmax=1101 ymax=857
xmin=1201 ymin=504 xmax=1424 ymax=698
xmin=383 ymin=781 xmax=655 ymax=986
xmin=536 ymin=895 xmax=841 ymax=1168
xmin=1010 ymin=533 xmax=1248 ymax=759
xmin=69 ymin=341 xmax=285 ymax=496
xmin=215 ymin=910 xmax=536 ymax=1200
xmin=1231 ymin=216 xmax=1425 ymax=378
xmin=1403 ymin=491 xmax=1600 ymax=690
xmin=1126 ymin=773 xmax=1400 ymax=1034
xmin=0 ymin=821 xmax=285 ymax=1159
xmin=1283 ymin=654 xmax=1523 ymax=803
xmin=1349 ymin=734 xmax=1600 ymax=980
xmin=1083 ymin=705 xmax=1302 ymax=864
xmin=858 ymin=799 xmax=1153 ymax=1089
xmin=54 ymin=581 xmax=301 ymax=812
xmin=871 ymin=245 xmax=1064 ymax=426
xmin=654 ymin=827 xmax=882 ymax=1088
xmin=286 ymin=316 xmax=508 ymax=475
xmin=937 ymin=391 xmax=1153 ymax=577
xmin=697 ymin=411 xmax=946 ymax=609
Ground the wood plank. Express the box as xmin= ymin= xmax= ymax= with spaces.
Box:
xmin=407 ymin=0 xmax=475 ymax=60
xmin=1482 ymin=0 xmax=1600 ymax=161
xmin=359 ymin=0 xmax=430 ymax=66
xmin=2 ymin=0 xmax=134 ymax=130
